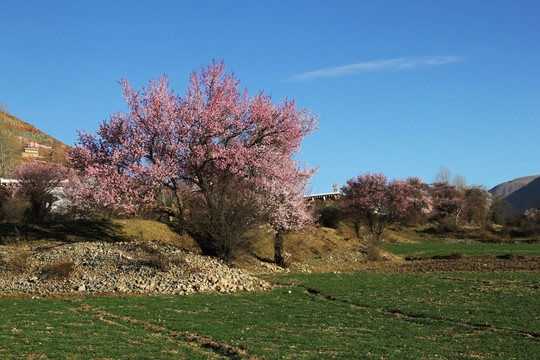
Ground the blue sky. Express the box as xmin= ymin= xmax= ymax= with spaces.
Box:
xmin=1 ymin=1 xmax=539 ymax=193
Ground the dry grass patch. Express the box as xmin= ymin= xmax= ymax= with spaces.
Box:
xmin=4 ymin=246 xmax=34 ymax=274
xmin=114 ymin=219 xmax=200 ymax=252
xmin=365 ymin=246 xmax=383 ymax=261
xmin=237 ymin=225 xmax=373 ymax=273
xmin=41 ymin=261 xmax=75 ymax=280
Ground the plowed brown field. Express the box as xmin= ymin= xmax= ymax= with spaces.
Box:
xmin=364 ymin=256 xmax=540 ymax=273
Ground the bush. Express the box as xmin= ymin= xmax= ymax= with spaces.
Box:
xmin=146 ymin=252 xmax=172 ymax=272
xmin=314 ymin=202 xmax=342 ymax=229
xmin=0 ymin=226 xmax=28 ymax=246
xmin=184 ymin=185 xmax=262 ymax=262
xmin=136 ymin=241 xmax=192 ymax=272
xmin=41 ymin=261 xmax=75 ymax=280
xmin=498 ymin=252 xmax=522 ymax=260
xmin=366 ymin=246 xmax=382 ymax=261
xmin=5 ymin=247 xmax=33 ymax=273
xmin=1 ymin=198 xmax=30 ymax=223
xmin=436 ymin=218 xmax=461 ymax=233
xmin=136 ymin=241 xmax=170 ymax=271
xmin=448 ymin=251 xmax=466 ymax=259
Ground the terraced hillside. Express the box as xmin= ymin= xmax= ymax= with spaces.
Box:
xmin=0 ymin=110 xmax=70 ymax=175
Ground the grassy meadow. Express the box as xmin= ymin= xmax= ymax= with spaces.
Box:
xmin=1 ymin=220 xmax=539 ymax=358
xmin=1 ymin=272 xmax=538 ymax=359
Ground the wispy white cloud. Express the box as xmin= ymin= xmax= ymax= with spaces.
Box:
xmin=284 ymin=55 xmax=462 ymax=82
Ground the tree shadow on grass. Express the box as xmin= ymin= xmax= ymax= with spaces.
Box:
xmin=0 ymin=220 xmax=127 ymax=245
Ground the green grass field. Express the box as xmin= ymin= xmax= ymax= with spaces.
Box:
xmin=1 ymin=272 xmax=538 ymax=359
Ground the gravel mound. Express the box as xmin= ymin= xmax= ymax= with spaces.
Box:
xmin=0 ymin=241 xmax=271 ymax=297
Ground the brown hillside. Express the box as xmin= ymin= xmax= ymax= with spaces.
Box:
xmin=0 ymin=110 xmax=70 ymax=169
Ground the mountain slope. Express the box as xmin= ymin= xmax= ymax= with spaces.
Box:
xmin=489 ymin=174 xmax=540 ymax=213
xmin=0 ymin=110 xmax=70 ymax=174
xmin=502 ymin=176 xmax=540 ymax=213
xmin=489 ymin=175 xmax=540 ymax=198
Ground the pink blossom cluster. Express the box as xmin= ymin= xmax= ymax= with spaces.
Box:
xmin=341 ymin=173 xmax=430 ymax=221
xmin=341 ymin=173 xmax=431 ymax=241
xmin=11 ymin=161 xmax=72 ymax=199
xmin=260 ymin=161 xmax=315 ymax=232
xmin=429 ymin=182 xmax=466 ymax=218
xmin=70 ymin=60 xmax=317 ymax=224
xmin=10 ymin=161 xmax=73 ymax=219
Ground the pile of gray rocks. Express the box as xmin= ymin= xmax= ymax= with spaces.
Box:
xmin=0 ymin=241 xmax=272 ymax=296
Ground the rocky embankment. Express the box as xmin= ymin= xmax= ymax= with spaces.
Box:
xmin=0 ymin=241 xmax=271 ymax=297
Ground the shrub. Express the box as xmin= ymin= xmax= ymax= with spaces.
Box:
xmin=436 ymin=218 xmax=461 ymax=233
xmin=366 ymin=246 xmax=383 ymax=262
xmin=136 ymin=241 xmax=191 ymax=272
xmin=5 ymin=247 xmax=33 ymax=273
xmin=41 ymin=261 xmax=75 ymax=280
xmin=448 ymin=251 xmax=466 ymax=259
xmin=146 ymin=252 xmax=172 ymax=272
xmin=1 ymin=198 xmax=30 ymax=223
xmin=498 ymin=252 xmax=521 ymax=260
xmin=0 ymin=227 xmax=27 ymax=246
xmin=136 ymin=242 xmax=169 ymax=271
xmin=314 ymin=202 xmax=342 ymax=229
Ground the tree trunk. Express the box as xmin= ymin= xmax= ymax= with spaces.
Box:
xmin=353 ymin=221 xmax=361 ymax=239
xmin=455 ymin=205 xmax=463 ymax=227
xmin=26 ymin=199 xmax=43 ymax=222
xmin=274 ymin=230 xmax=286 ymax=267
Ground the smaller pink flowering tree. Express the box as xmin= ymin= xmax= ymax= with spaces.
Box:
xmin=341 ymin=173 xmax=423 ymax=245
xmin=261 ymin=161 xmax=314 ymax=266
xmin=402 ymin=177 xmax=431 ymax=225
xmin=10 ymin=161 xmax=72 ymax=221
xmin=429 ymin=182 xmax=465 ymax=227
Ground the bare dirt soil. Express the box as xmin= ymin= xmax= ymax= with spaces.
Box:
xmin=279 ymin=248 xmax=540 ymax=274
xmin=364 ymin=256 xmax=540 ymax=273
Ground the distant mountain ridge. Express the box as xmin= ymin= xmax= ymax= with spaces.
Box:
xmin=489 ymin=174 xmax=540 ymax=213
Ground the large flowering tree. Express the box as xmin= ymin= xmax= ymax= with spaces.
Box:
xmin=70 ymin=60 xmax=317 ymax=260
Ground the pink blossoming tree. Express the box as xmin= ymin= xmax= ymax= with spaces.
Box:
xmin=70 ymin=60 xmax=317 ymax=260
xmin=10 ymin=161 xmax=72 ymax=221
xmin=429 ymin=181 xmax=465 ymax=227
xmin=261 ymin=160 xmax=315 ymax=266
xmin=341 ymin=173 xmax=428 ymax=245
